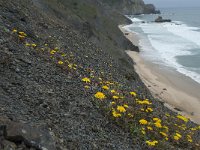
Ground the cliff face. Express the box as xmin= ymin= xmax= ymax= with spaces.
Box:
xmin=99 ymin=0 xmax=159 ymax=14
xmin=37 ymin=0 xmax=157 ymax=75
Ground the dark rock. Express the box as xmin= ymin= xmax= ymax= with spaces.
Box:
xmin=2 ymin=140 xmax=17 ymax=150
xmin=125 ymin=33 xmax=129 ymax=35
xmin=155 ymin=16 xmax=171 ymax=23
xmin=174 ymin=107 xmax=182 ymax=112
xmin=124 ymin=40 xmax=139 ymax=52
xmin=0 ymin=117 xmax=56 ymax=150
xmin=144 ymin=4 xmax=160 ymax=14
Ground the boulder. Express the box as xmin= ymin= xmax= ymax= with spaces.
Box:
xmin=155 ymin=16 xmax=171 ymax=23
xmin=0 ymin=117 xmax=56 ymax=150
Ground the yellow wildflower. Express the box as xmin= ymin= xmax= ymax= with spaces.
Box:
xmin=176 ymin=133 xmax=182 ymax=138
xmin=12 ymin=29 xmax=17 ymax=33
xmin=50 ymin=50 xmax=56 ymax=55
xmin=146 ymin=107 xmax=153 ymax=112
xmin=154 ymin=122 xmax=162 ymax=128
xmin=187 ymin=135 xmax=193 ymax=142
xmin=68 ymin=64 xmax=73 ymax=69
xmin=45 ymin=43 xmax=48 ymax=46
xmin=111 ymin=90 xmax=116 ymax=93
xmin=117 ymin=106 xmax=126 ymax=113
xmin=139 ymin=119 xmax=148 ymax=125
xmin=146 ymin=140 xmax=158 ymax=146
xmin=160 ymin=132 xmax=168 ymax=137
xmin=94 ymin=92 xmax=106 ymax=100
xmin=190 ymin=128 xmax=197 ymax=131
xmin=130 ymin=91 xmax=137 ymax=97
xmin=123 ymin=104 xmax=128 ymax=108
xmin=102 ymin=85 xmax=109 ymax=90
xmin=81 ymin=77 xmax=91 ymax=83
xmin=174 ymin=133 xmax=182 ymax=140
xmin=112 ymin=96 xmax=119 ymax=99
xmin=147 ymin=126 xmax=153 ymax=131
xmin=177 ymin=115 xmax=189 ymax=122
xmin=25 ymin=43 xmax=30 ymax=46
xmin=18 ymin=35 xmax=25 ymax=39
xmin=111 ymin=101 xmax=116 ymax=105
xmin=112 ymin=110 xmax=121 ymax=118
xmin=19 ymin=32 xmax=27 ymax=36
xmin=84 ymin=85 xmax=90 ymax=89
xmin=137 ymin=100 xmax=152 ymax=105
xmin=32 ymin=43 xmax=37 ymax=47
xmin=58 ymin=61 xmax=64 ymax=65
xmin=153 ymin=118 xmax=161 ymax=123
xmin=174 ymin=136 xmax=180 ymax=140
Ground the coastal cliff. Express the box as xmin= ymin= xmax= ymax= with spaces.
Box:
xmin=37 ymin=0 xmax=158 ymax=74
xmin=0 ymin=0 xmax=199 ymax=150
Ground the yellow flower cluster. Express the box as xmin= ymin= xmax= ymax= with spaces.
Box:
xmin=50 ymin=50 xmax=56 ymax=55
xmin=137 ymin=99 xmax=152 ymax=105
xmin=174 ymin=133 xmax=182 ymax=140
xmin=12 ymin=28 xmax=200 ymax=149
xmin=153 ymin=118 xmax=162 ymax=128
xmin=117 ymin=106 xmax=126 ymax=113
xmin=12 ymin=29 xmax=17 ymax=33
xmin=112 ymin=109 xmax=121 ymax=118
xmin=177 ymin=115 xmax=188 ymax=122
xmin=187 ymin=135 xmax=193 ymax=142
xmin=160 ymin=132 xmax=168 ymax=137
xmin=102 ymin=85 xmax=109 ymax=90
xmin=130 ymin=91 xmax=136 ymax=97
xmin=111 ymin=89 xmax=116 ymax=93
xmin=81 ymin=77 xmax=91 ymax=83
xmin=16 ymin=31 xmax=27 ymax=39
xmin=147 ymin=126 xmax=153 ymax=131
xmin=94 ymin=92 xmax=106 ymax=100
xmin=58 ymin=60 xmax=64 ymax=65
xmin=146 ymin=140 xmax=158 ymax=146
xmin=112 ymin=95 xmax=119 ymax=99
xmin=139 ymin=119 xmax=148 ymax=125
xmin=146 ymin=107 xmax=153 ymax=112
xmin=32 ymin=43 xmax=37 ymax=47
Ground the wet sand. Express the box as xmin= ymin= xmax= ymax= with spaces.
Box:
xmin=119 ymin=25 xmax=200 ymax=124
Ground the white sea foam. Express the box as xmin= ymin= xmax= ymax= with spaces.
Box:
xmin=124 ymin=18 xmax=200 ymax=84
xmin=130 ymin=18 xmax=143 ymax=22
xmin=164 ymin=23 xmax=200 ymax=47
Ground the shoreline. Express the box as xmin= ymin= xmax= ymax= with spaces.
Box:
xmin=119 ymin=25 xmax=200 ymax=124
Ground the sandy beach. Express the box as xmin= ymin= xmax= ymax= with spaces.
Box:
xmin=119 ymin=25 xmax=200 ymax=124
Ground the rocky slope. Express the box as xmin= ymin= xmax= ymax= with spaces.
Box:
xmin=36 ymin=0 xmax=158 ymax=75
xmin=0 ymin=0 xmax=150 ymax=149
xmin=0 ymin=0 xmax=199 ymax=150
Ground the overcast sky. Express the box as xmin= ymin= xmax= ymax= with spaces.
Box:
xmin=144 ymin=0 xmax=200 ymax=8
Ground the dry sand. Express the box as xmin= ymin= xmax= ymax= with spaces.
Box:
xmin=119 ymin=25 xmax=200 ymax=124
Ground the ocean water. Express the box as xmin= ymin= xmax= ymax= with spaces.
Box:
xmin=124 ymin=7 xmax=200 ymax=84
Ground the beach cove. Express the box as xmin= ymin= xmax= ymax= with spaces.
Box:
xmin=120 ymin=25 xmax=200 ymax=124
